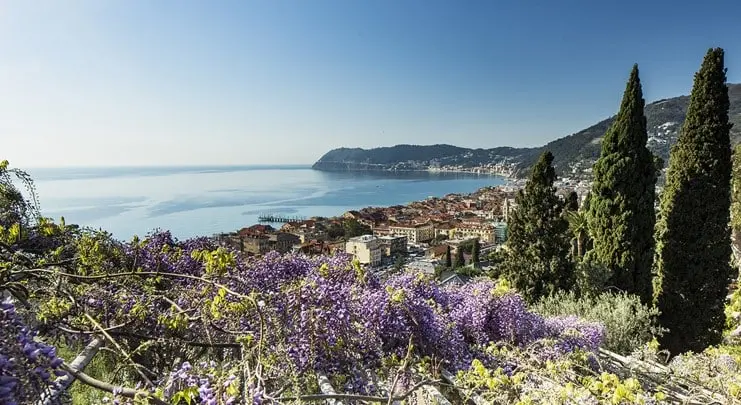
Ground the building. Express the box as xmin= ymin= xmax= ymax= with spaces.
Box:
xmin=502 ymin=198 xmax=518 ymax=221
xmin=493 ymin=222 xmax=508 ymax=244
xmin=242 ymin=234 xmax=271 ymax=255
xmin=406 ymin=258 xmax=437 ymax=275
xmin=345 ymin=235 xmax=383 ymax=267
xmin=433 ymin=222 xmax=456 ymax=239
xmin=378 ymin=235 xmax=408 ymax=256
xmin=389 ymin=223 xmax=434 ymax=244
xmin=236 ymin=225 xmax=300 ymax=255
xmin=454 ymin=223 xmax=495 ymax=244
xmin=269 ymin=232 xmax=300 ymax=253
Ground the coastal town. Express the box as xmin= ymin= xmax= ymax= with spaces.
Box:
xmin=215 ymin=174 xmax=592 ymax=280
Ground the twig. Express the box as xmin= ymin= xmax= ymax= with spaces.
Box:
xmin=84 ymin=313 xmax=155 ymax=388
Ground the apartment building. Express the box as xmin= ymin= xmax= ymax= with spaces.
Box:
xmin=378 ymin=235 xmax=408 ymax=256
xmin=454 ymin=223 xmax=495 ymax=244
xmin=389 ymin=223 xmax=434 ymax=244
xmin=345 ymin=235 xmax=383 ymax=267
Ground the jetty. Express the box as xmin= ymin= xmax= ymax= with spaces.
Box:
xmin=257 ymin=214 xmax=306 ymax=223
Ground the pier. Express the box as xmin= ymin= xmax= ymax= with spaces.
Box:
xmin=257 ymin=214 xmax=306 ymax=223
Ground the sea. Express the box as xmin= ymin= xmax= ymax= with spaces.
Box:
xmin=25 ymin=165 xmax=507 ymax=241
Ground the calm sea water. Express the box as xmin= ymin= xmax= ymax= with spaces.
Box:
xmin=26 ymin=166 xmax=506 ymax=240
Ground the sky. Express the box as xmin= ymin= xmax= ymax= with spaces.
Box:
xmin=2 ymin=0 xmax=741 ymax=167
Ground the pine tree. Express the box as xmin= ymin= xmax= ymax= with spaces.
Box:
xmin=455 ymin=246 xmax=465 ymax=268
xmin=655 ymin=48 xmax=734 ymax=355
xmin=585 ymin=64 xmax=658 ymax=304
xmin=503 ymin=151 xmax=574 ymax=302
xmin=445 ymin=245 xmax=453 ymax=268
xmin=471 ymin=239 xmax=480 ymax=267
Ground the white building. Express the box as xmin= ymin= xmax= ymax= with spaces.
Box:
xmin=345 ymin=235 xmax=383 ymax=267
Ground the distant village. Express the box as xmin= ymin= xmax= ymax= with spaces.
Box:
xmin=214 ymin=175 xmax=591 ymax=281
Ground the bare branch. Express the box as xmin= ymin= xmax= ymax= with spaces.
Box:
xmin=37 ymin=337 xmax=105 ymax=405
xmin=60 ymin=362 xmax=171 ymax=405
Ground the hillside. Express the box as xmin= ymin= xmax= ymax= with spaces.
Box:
xmin=313 ymin=84 xmax=741 ymax=178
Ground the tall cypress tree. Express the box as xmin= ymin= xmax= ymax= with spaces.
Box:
xmin=455 ymin=246 xmax=465 ymax=268
xmin=566 ymin=191 xmax=579 ymax=212
xmin=503 ymin=151 xmax=573 ymax=302
xmin=445 ymin=245 xmax=453 ymax=268
xmin=655 ymin=48 xmax=734 ymax=355
xmin=585 ymin=64 xmax=658 ymax=304
xmin=471 ymin=239 xmax=480 ymax=267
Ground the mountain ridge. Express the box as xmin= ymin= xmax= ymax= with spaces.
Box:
xmin=312 ymin=83 xmax=741 ymax=178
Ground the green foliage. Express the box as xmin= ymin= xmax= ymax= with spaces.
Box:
xmin=532 ymin=290 xmax=663 ymax=355
xmin=470 ymin=239 xmax=481 ymax=267
xmin=585 ymin=65 xmax=657 ymax=305
xmin=454 ymin=245 xmax=465 ymax=268
xmin=392 ymin=255 xmax=405 ymax=273
xmin=566 ymin=191 xmax=579 ymax=212
xmin=572 ymin=260 xmax=613 ymax=297
xmin=343 ymin=219 xmax=371 ymax=238
xmin=654 ymin=48 xmax=735 ymax=355
xmin=445 ymin=245 xmax=452 ymax=268
xmin=565 ymin=209 xmax=589 ymax=260
xmin=502 ymin=151 xmax=574 ymax=302
xmin=731 ymin=144 xmax=741 ymax=248
xmin=0 ymin=160 xmax=40 ymax=230
xmin=726 ymin=279 xmax=741 ymax=334
xmin=75 ymin=230 xmax=124 ymax=275
xmin=326 ymin=219 xmax=371 ymax=239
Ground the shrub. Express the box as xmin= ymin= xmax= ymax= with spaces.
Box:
xmin=531 ymin=290 xmax=663 ymax=355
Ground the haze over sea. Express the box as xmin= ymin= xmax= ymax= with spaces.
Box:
xmin=27 ymin=166 xmax=505 ymax=240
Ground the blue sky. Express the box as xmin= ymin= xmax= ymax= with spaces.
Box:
xmin=2 ymin=0 xmax=740 ymax=167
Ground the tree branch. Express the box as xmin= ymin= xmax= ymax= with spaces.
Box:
xmin=37 ymin=337 xmax=105 ymax=405
xmin=60 ymin=363 xmax=171 ymax=405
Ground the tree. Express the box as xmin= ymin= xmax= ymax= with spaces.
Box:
xmin=654 ymin=48 xmax=734 ymax=355
xmin=454 ymin=245 xmax=465 ymax=268
xmin=502 ymin=151 xmax=574 ymax=302
xmin=445 ymin=245 xmax=452 ymax=268
xmin=565 ymin=210 xmax=589 ymax=260
xmin=584 ymin=64 xmax=657 ymax=305
xmin=566 ymin=191 xmax=579 ymax=212
xmin=392 ymin=255 xmax=406 ymax=273
xmin=731 ymin=144 xmax=741 ymax=255
xmin=343 ymin=219 xmax=371 ymax=238
xmin=471 ymin=239 xmax=481 ymax=267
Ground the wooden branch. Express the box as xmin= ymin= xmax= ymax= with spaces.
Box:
xmin=317 ymin=372 xmax=344 ymax=405
xmin=61 ymin=363 xmax=170 ymax=405
xmin=37 ymin=337 xmax=105 ymax=405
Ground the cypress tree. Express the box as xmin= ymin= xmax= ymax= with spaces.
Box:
xmin=566 ymin=191 xmax=579 ymax=212
xmin=655 ymin=48 xmax=734 ymax=355
xmin=455 ymin=246 xmax=465 ymax=268
xmin=585 ymin=64 xmax=658 ymax=304
xmin=445 ymin=245 xmax=453 ymax=268
xmin=503 ymin=151 xmax=574 ymax=302
xmin=471 ymin=239 xmax=480 ymax=267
